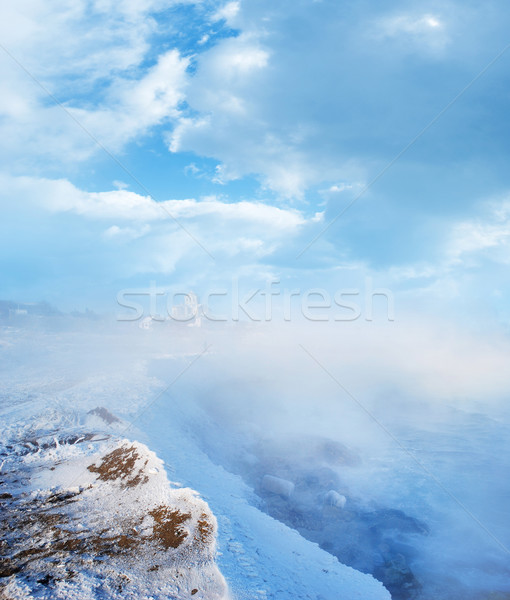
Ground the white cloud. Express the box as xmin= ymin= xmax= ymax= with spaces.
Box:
xmin=103 ymin=224 xmax=152 ymax=241
xmin=383 ymin=196 xmax=510 ymax=321
xmin=34 ymin=181 xmax=305 ymax=231
xmin=70 ymin=49 xmax=189 ymax=152
xmin=167 ymin=29 xmax=361 ymax=200
xmin=378 ymin=14 xmax=444 ymax=36
xmin=169 ymin=117 xmax=320 ymax=198
xmin=328 ymin=184 xmax=352 ymax=193
xmin=168 ymin=2 xmax=446 ymax=199
xmin=387 ymin=197 xmax=510 ymax=284
xmin=0 ymin=171 xmax=323 ymax=301
xmin=372 ymin=12 xmax=449 ymax=53
xmin=0 ymin=173 xmax=309 ymax=262
xmin=0 ymin=48 xmax=188 ymax=165
xmin=113 ymin=180 xmax=129 ymax=190
xmin=0 ymin=0 xmax=477 ymax=202
xmin=212 ymin=1 xmax=241 ymax=26
xmin=0 ymin=1 xmax=156 ymax=79
xmin=0 ymin=1 xmax=191 ymax=166
xmin=447 ymin=200 xmax=510 ymax=265
xmin=167 ymin=29 xmax=331 ymax=198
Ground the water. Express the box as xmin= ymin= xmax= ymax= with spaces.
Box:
xmin=145 ymin=354 xmax=510 ymax=600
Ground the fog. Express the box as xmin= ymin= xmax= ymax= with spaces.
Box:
xmin=2 ymin=312 xmax=509 ymax=599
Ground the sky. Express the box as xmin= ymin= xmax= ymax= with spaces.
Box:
xmin=1 ymin=0 xmax=510 ymax=327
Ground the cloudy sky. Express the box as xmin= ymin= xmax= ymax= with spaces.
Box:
xmin=1 ymin=0 xmax=510 ymax=324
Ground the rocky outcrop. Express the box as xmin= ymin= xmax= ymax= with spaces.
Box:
xmin=0 ymin=430 xmax=228 ymax=600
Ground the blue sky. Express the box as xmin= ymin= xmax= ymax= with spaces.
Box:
xmin=1 ymin=0 xmax=510 ymax=324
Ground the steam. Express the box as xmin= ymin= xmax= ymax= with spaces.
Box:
xmin=2 ymin=313 xmax=510 ymax=599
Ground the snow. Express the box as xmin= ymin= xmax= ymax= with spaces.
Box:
xmin=138 ymin=400 xmax=390 ymax=600
xmin=0 ymin=323 xmax=390 ymax=600
xmin=1 ymin=431 xmax=228 ymax=599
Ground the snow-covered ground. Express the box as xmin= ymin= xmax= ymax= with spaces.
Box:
xmin=0 ymin=321 xmax=390 ymax=600
xmin=1 ymin=431 xmax=228 ymax=600
xmin=2 ymin=318 xmax=510 ymax=600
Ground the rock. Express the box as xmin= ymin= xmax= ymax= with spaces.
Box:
xmin=87 ymin=406 xmax=121 ymax=425
xmin=323 ymin=490 xmax=347 ymax=509
xmin=261 ymin=475 xmax=295 ymax=499
xmin=374 ymin=552 xmax=421 ymax=600
xmin=0 ymin=437 xmax=228 ymax=600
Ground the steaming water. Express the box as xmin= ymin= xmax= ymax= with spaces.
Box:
xmin=334 ymin=409 xmax=510 ymax=600
xmin=144 ymin=352 xmax=510 ymax=600
xmin=383 ymin=410 xmax=510 ymax=600
xmin=2 ymin=320 xmax=509 ymax=599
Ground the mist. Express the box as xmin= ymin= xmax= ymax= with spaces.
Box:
xmin=2 ymin=311 xmax=509 ymax=599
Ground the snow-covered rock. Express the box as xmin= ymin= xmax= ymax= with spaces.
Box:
xmin=323 ymin=490 xmax=347 ymax=509
xmin=0 ymin=434 xmax=228 ymax=600
xmin=261 ymin=474 xmax=295 ymax=499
